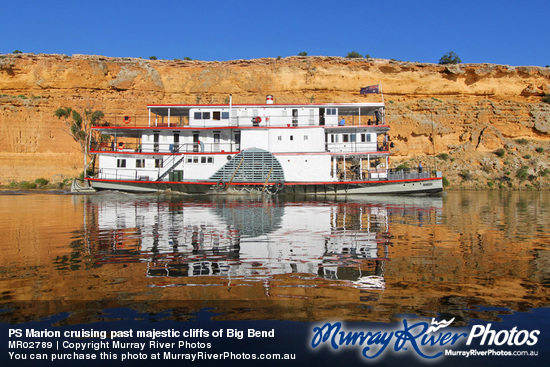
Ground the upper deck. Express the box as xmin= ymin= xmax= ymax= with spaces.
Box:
xmin=146 ymin=101 xmax=386 ymax=128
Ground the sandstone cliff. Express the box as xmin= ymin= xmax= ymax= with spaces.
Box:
xmin=1 ymin=53 xmax=549 ymax=189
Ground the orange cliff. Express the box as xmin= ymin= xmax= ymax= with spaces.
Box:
xmin=1 ymin=53 xmax=549 ymax=189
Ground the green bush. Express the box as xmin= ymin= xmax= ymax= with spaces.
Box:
xmin=459 ymin=170 xmax=473 ymax=181
xmin=149 ymin=56 xmax=157 ymax=60
xmin=535 ymin=147 xmax=544 ymax=153
xmin=494 ymin=148 xmax=505 ymax=157
xmin=516 ymin=166 xmax=529 ymax=180
xmin=21 ymin=181 xmax=37 ymax=189
xmin=442 ymin=177 xmax=450 ymax=187
xmin=345 ymin=51 xmax=363 ymax=58
xmin=437 ymin=153 xmax=449 ymax=161
xmin=542 ymin=94 xmax=550 ymax=104
xmin=523 ymin=154 xmax=531 ymax=159
xmin=439 ymin=51 xmax=461 ymax=64
xmin=515 ymin=138 xmax=529 ymax=145
xmin=297 ymin=52 xmax=308 ymax=56
xmin=34 ymin=178 xmax=49 ymax=187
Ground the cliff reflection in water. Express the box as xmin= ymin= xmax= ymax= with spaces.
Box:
xmin=1 ymin=191 xmax=548 ymax=324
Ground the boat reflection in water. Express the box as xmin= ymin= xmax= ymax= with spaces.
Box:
xmin=86 ymin=195 xmax=442 ymax=318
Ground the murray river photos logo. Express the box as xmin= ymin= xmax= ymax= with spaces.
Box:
xmin=310 ymin=318 xmax=540 ymax=360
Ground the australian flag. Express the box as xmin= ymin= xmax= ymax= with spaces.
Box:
xmin=360 ymin=84 xmax=379 ymax=94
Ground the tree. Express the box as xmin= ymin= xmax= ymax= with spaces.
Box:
xmin=55 ymin=106 xmax=104 ymax=179
xmin=298 ymin=52 xmax=308 ymax=56
xmin=345 ymin=51 xmax=363 ymax=58
xmin=439 ymin=51 xmax=461 ymax=64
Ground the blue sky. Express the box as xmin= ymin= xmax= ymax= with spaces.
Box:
xmin=2 ymin=0 xmax=548 ymax=66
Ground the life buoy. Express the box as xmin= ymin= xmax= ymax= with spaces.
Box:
xmin=124 ymin=116 xmax=131 ymax=124
xmin=275 ymin=182 xmax=284 ymax=190
xmin=118 ymin=142 xmax=125 ymax=150
xmin=252 ymin=116 xmax=262 ymax=124
xmin=217 ymin=181 xmax=227 ymax=190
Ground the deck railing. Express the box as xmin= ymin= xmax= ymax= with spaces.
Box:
xmin=91 ymin=141 xmax=237 ymax=154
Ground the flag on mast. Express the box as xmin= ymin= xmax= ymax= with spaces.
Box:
xmin=360 ymin=84 xmax=379 ymax=94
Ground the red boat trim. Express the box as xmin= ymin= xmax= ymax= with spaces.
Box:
xmin=89 ymin=150 xmax=238 ymax=156
xmin=87 ymin=177 xmax=442 ymax=186
xmin=273 ymin=151 xmax=389 ymax=156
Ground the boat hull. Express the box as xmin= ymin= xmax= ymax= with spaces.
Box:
xmin=87 ymin=177 xmax=443 ymax=195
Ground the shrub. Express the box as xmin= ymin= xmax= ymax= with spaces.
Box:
xmin=515 ymin=138 xmax=529 ymax=145
xmin=494 ymin=148 xmax=505 ymax=157
xmin=535 ymin=147 xmax=544 ymax=153
xmin=345 ymin=51 xmax=363 ymax=59
xmin=437 ymin=153 xmax=449 ymax=161
xmin=439 ymin=51 xmax=461 ymax=65
xmin=13 ymin=50 xmax=23 ymax=54
xmin=21 ymin=181 xmax=37 ymax=189
xmin=542 ymin=94 xmax=550 ymax=104
xmin=34 ymin=178 xmax=49 ymax=187
xmin=442 ymin=177 xmax=450 ymax=187
xmin=516 ymin=166 xmax=529 ymax=181
xmin=523 ymin=154 xmax=531 ymax=159
xmin=539 ymin=168 xmax=549 ymax=177
xmin=458 ymin=170 xmax=473 ymax=181
xmin=297 ymin=52 xmax=308 ymax=56
xmin=149 ymin=56 xmax=157 ymax=60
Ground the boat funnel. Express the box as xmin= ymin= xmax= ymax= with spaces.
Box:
xmin=266 ymin=95 xmax=274 ymax=104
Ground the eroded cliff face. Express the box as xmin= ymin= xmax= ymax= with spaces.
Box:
xmin=1 ymin=53 xmax=549 ymax=188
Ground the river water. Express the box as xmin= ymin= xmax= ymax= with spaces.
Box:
xmin=1 ymin=191 xmax=549 ymax=366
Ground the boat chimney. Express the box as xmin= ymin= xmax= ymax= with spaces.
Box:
xmin=266 ymin=95 xmax=274 ymax=104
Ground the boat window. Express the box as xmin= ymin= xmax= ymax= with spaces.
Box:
xmin=290 ymin=135 xmax=294 ymax=141
xmin=155 ymin=159 xmax=163 ymax=168
xmin=326 ymin=108 xmax=337 ymax=115
xmin=187 ymin=157 xmax=193 ymax=163
xmin=213 ymin=111 xmax=221 ymax=120
xmin=117 ymin=159 xmax=126 ymax=168
xmin=222 ymin=112 xmax=229 ymax=119
xmin=202 ymin=112 xmax=210 ymax=120
xmin=193 ymin=156 xmax=199 ymax=163
xmin=194 ymin=112 xmax=202 ymax=120
xmin=278 ymin=136 xmax=282 ymax=141
xmin=136 ymin=159 xmax=145 ymax=168
xmin=304 ymin=135 xmax=309 ymax=141
xmin=367 ymin=134 xmax=372 ymax=142
xmin=201 ymin=156 xmax=207 ymax=163
xmin=361 ymin=134 xmax=366 ymax=142
xmin=350 ymin=134 xmax=356 ymax=142
xmin=207 ymin=157 xmax=213 ymax=163
xmin=343 ymin=134 xmax=349 ymax=143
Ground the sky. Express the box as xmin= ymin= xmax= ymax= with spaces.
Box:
xmin=2 ymin=0 xmax=549 ymax=66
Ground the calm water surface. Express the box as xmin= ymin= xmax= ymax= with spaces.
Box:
xmin=1 ymin=191 xmax=549 ymax=365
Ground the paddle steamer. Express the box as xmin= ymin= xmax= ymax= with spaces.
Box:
xmin=87 ymin=95 xmax=442 ymax=194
